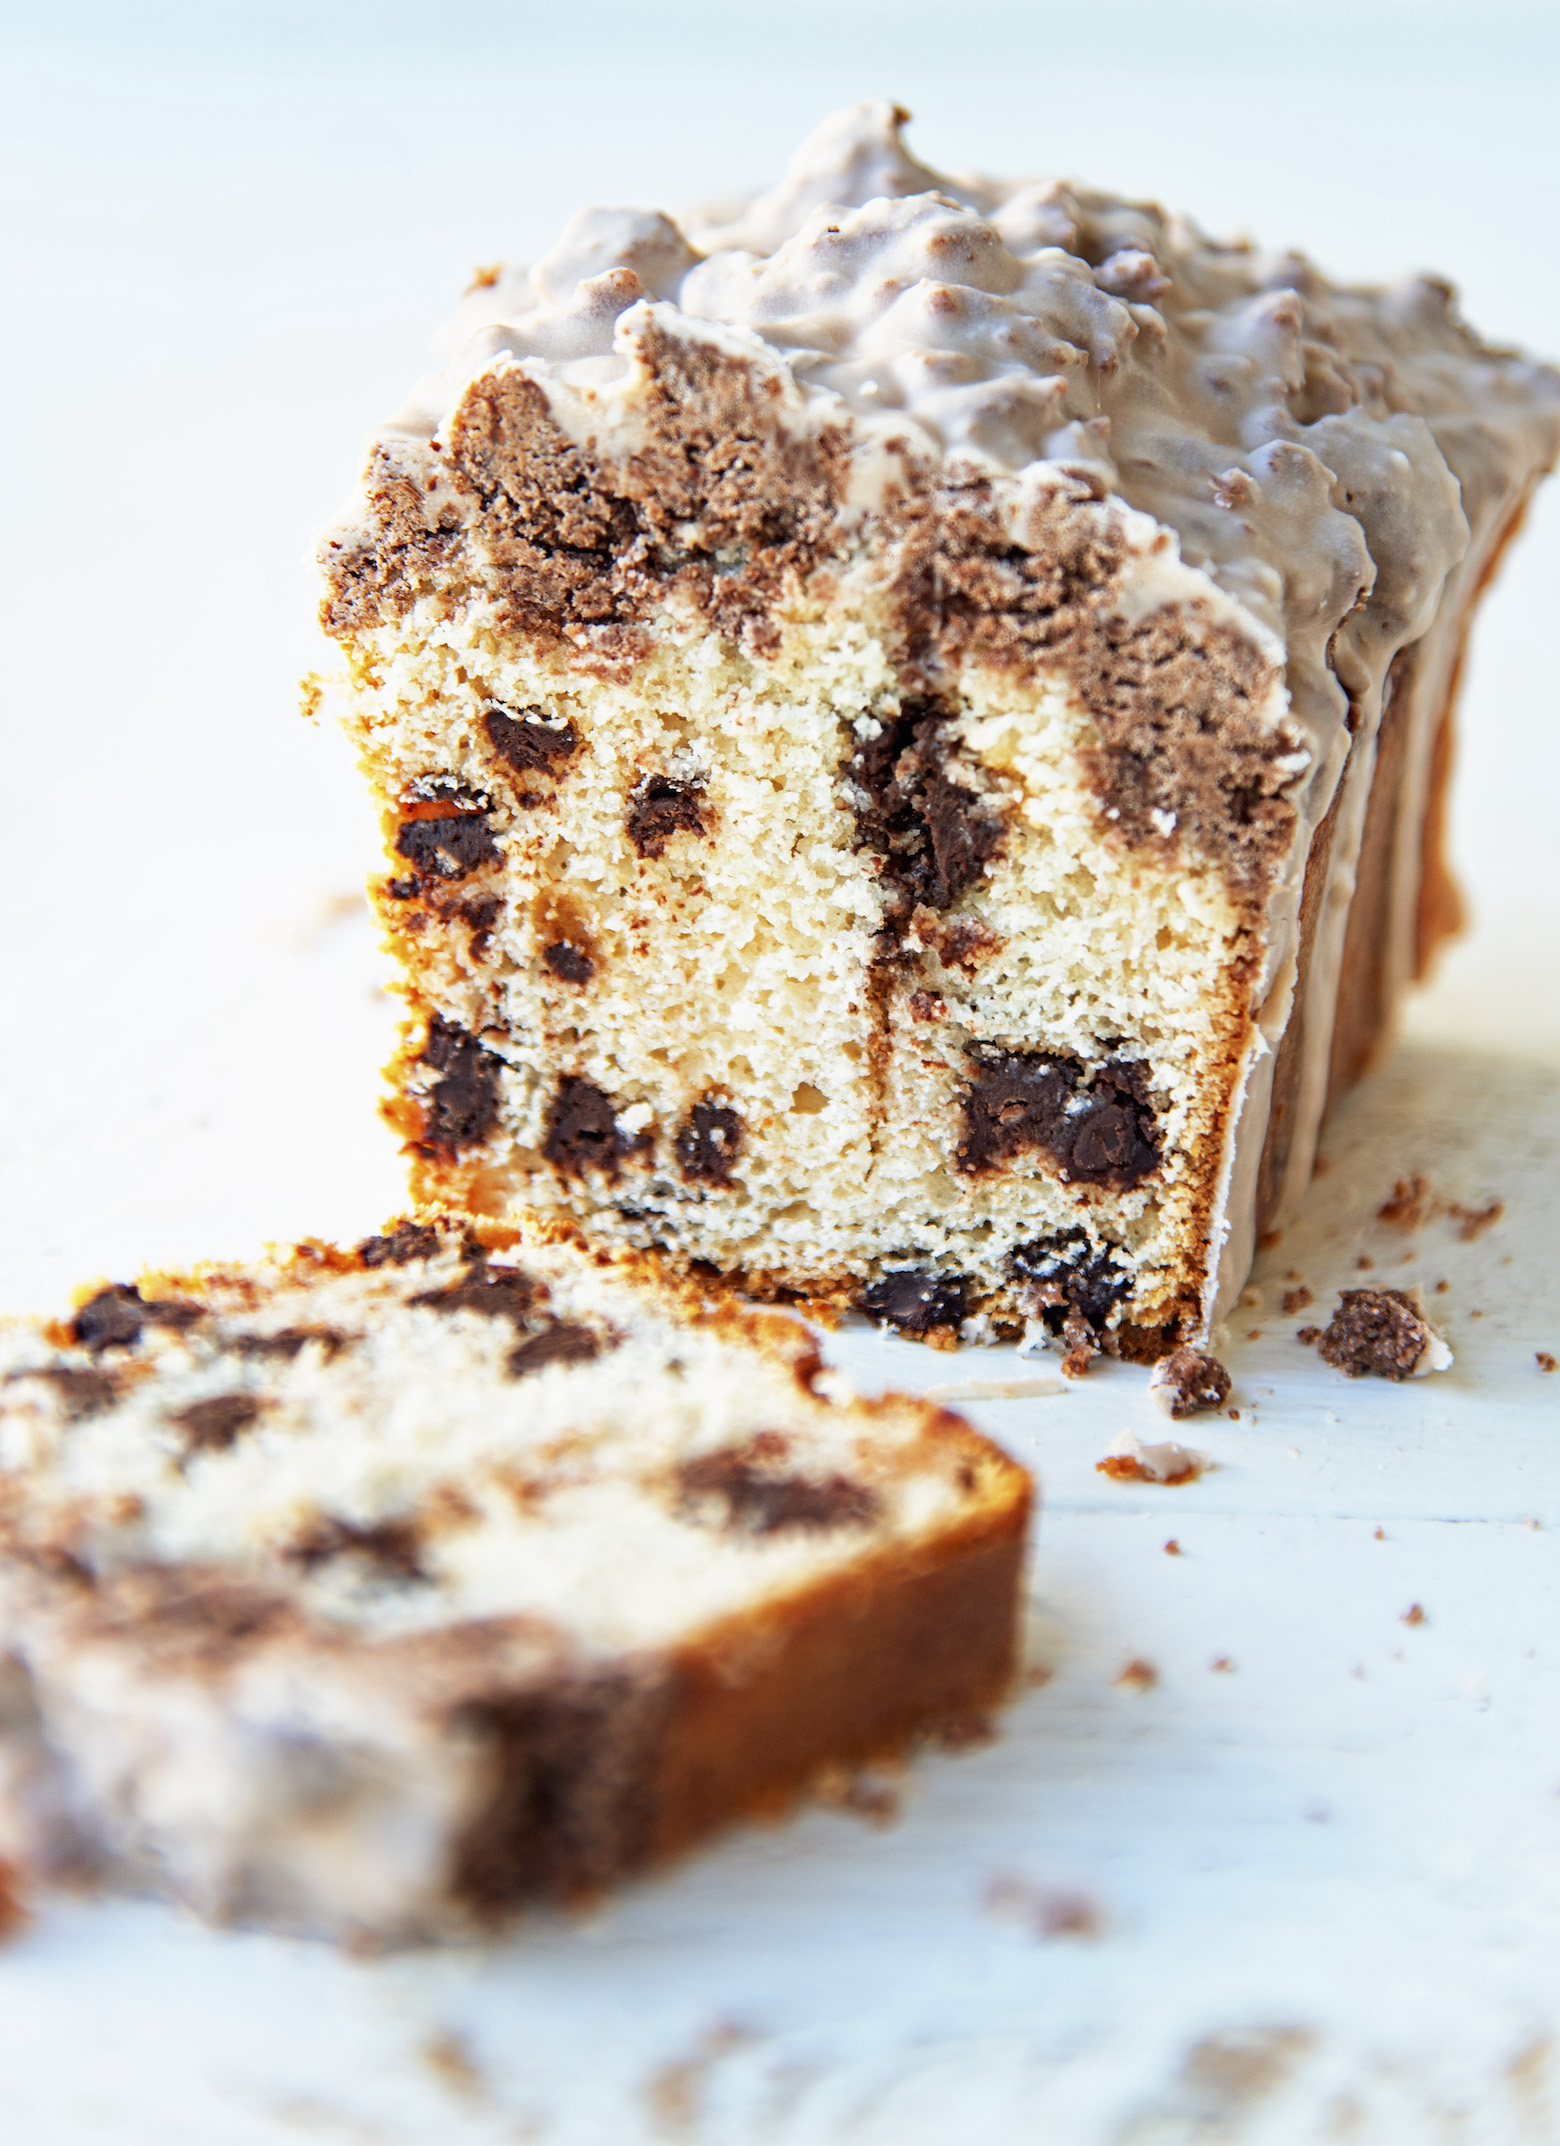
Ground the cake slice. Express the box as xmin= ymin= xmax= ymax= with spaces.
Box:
xmin=315 ymin=100 xmax=1559 ymax=1361
xmin=0 ymin=1215 xmax=1029 ymax=1944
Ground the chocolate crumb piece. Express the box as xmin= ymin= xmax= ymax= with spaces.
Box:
xmin=233 ymin=1327 xmax=349 ymax=1362
xmin=1317 ymin=1288 xmax=1449 ymax=1380
xmin=677 ymin=1436 xmax=881 ymax=1536
xmin=359 ymin=1220 xmax=442 ymax=1268
xmin=508 ymin=1323 xmax=602 ymax=1377
xmin=860 ymin=1269 xmax=968 ymax=1336
xmin=1378 ymin=1173 xmax=1433 ymax=1230
xmin=72 ymin=1287 xmax=201 ymax=1352
xmin=29 ymin=1366 xmax=119 ymax=1420
xmin=412 ymin=1264 xmax=537 ymax=1326
xmin=675 ymin=1100 xmax=743 ymax=1188
xmin=542 ymin=939 xmax=594 ymax=986
xmin=958 ymin=1050 xmax=1159 ymax=1189
xmin=1281 ymin=1285 xmax=1313 ymax=1314
xmin=1296 ymin=1325 xmax=1321 ymax=1346
xmin=418 ymin=1017 xmax=503 ymax=1155
xmin=1148 ymin=1347 xmax=1231 ymax=1420
xmin=543 ymin=1077 xmax=626 ymax=1179
xmin=173 ymin=1392 xmax=264 ymax=1454
xmin=395 ymin=813 xmax=498 ymax=882
xmin=1538 ymin=1352 xmax=1557 ymax=1373
xmin=287 ymin=1516 xmax=427 ymax=1584
xmin=626 ymin=771 xmax=708 ymax=858
xmin=484 ymin=704 xmax=579 ymax=778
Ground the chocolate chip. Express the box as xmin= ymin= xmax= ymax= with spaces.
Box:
xmin=626 ymin=772 xmax=707 ymax=858
xmin=1008 ymin=1229 xmax=1132 ymax=1338
xmin=386 ymin=876 xmax=422 ymax=901
xmin=677 ymin=1437 xmax=882 ymax=1536
xmin=860 ymin=1269 xmax=969 ymax=1335
xmin=850 ymin=700 xmax=1004 ymax=914
xmin=173 ymin=1392 xmax=263 ymax=1453
xmin=484 ymin=704 xmax=579 ymax=776
xmin=508 ymin=1323 xmax=602 ymax=1376
xmin=358 ymin=1220 xmax=442 ymax=1268
xmin=29 ymin=1366 xmax=119 ymax=1419
xmin=70 ymin=1286 xmax=198 ymax=1352
xmin=395 ymin=813 xmax=498 ymax=882
xmin=286 ymin=1515 xmax=426 ymax=1583
xmin=958 ymin=1051 xmax=1160 ymax=1188
xmin=1317 ymin=1289 xmax=1435 ymax=1380
xmin=411 ymin=1264 xmax=537 ymax=1326
xmin=542 ymin=940 xmax=594 ymax=985
xmin=543 ymin=1077 xmax=625 ymax=1179
xmin=418 ymin=1017 xmax=503 ymax=1155
xmin=72 ymin=1286 xmax=147 ymax=1351
xmin=675 ymin=1100 xmax=742 ymax=1187
xmin=460 ymin=894 xmax=500 ymax=959
xmin=232 ymin=1327 xmax=349 ymax=1362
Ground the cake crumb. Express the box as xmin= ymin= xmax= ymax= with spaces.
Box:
xmin=1147 ymin=1346 xmax=1230 ymax=1420
xmin=984 ymin=1873 xmax=1103 ymax=1940
xmin=1281 ymin=1285 xmax=1313 ymax=1314
xmin=1401 ymin=1603 xmax=1427 ymax=1627
xmin=1115 ymin=1658 xmax=1158 ymax=1693
xmin=1447 ymin=1198 xmax=1504 ymax=1242
xmin=1098 ymin=1431 xmax=1209 ymax=1484
xmin=1210 ymin=1656 xmax=1235 ymax=1674
xmin=1378 ymin=1173 xmax=1433 ymax=1229
xmin=0 ymin=1861 xmax=26 ymax=1943
xmin=1316 ymin=1289 xmax=1453 ymax=1381
xmin=1434 ymin=1279 xmax=1450 ymax=1294
xmin=423 ymin=2031 xmax=483 ymax=2099
xmin=814 ymin=1764 xmax=901 ymax=1826
xmin=1356 ymin=1255 xmax=1375 ymax=1271
xmin=1296 ymin=1325 xmax=1321 ymax=1347
xmin=1164 ymin=1539 xmax=1181 ymax=1556
xmin=1374 ymin=1527 xmax=1386 ymax=1541
xmin=1537 ymin=1352 xmax=1557 ymax=1373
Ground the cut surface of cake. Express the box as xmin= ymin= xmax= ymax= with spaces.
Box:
xmin=316 ymin=100 xmax=1560 ymax=1359
xmin=0 ymin=1215 xmax=1029 ymax=1943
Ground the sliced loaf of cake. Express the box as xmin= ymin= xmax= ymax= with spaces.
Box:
xmin=316 ymin=101 xmax=1559 ymax=1360
xmin=0 ymin=1214 xmax=1030 ymax=1944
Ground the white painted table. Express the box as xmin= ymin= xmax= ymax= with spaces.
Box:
xmin=3 ymin=10 xmax=1558 ymax=2138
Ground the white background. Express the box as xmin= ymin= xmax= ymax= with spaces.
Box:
xmin=1 ymin=5 xmax=1558 ymax=2139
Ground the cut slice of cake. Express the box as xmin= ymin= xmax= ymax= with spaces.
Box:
xmin=315 ymin=100 xmax=1560 ymax=1361
xmin=0 ymin=1214 xmax=1029 ymax=1944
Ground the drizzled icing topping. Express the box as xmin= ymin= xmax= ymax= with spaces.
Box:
xmin=420 ymin=98 xmax=1557 ymax=699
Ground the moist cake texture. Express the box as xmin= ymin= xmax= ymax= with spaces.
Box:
xmin=316 ymin=100 xmax=1560 ymax=1359
xmin=0 ymin=1215 xmax=1029 ymax=1943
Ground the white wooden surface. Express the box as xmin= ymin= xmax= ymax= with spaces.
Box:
xmin=2 ymin=7 xmax=1558 ymax=2138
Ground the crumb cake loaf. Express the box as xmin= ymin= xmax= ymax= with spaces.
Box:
xmin=316 ymin=101 xmax=1560 ymax=1357
xmin=0 ymin=1215 xmax=1029 ymax=1942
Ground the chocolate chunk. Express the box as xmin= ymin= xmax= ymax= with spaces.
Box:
xmin=386 ymin=876 xmax=422 ymax=901
xmin=860 ymin=1269 xmax=968 ymax=1336
xmin=484 ymin=705 xmax=579 ymax=776
xmin=958 ymin=1051 xmax=1160 ymax=1189
xmin=460 ymin=894 xmax=500 ymax=960
xmin=70 ymin=1287 xmax=202 ymax=1353
xmin=543 ymin=1077 xmax=625 ymax=1179
xmin=677 ymin=1437 xmax=882 ymax=1536
xmin=626 ymin=772 xmax=707 ymax=858
xmin=418 ymin=1017 xmax=503 ymax=1155
xmin=358 ymin=1220 xmax=442 ymax=1268
xmin=286 ymin=1516 xmax=426 ymax=1583
xmin=232 ymin=1327 xmax=349 ymax=1362
xmin=173 ymin=1392 xmax=264 ymax=1454
xmin=395 ymin=813 xmax=498 ymax=882
xmin=1008 ymin=1229 xmax=1132 ymax=1339
xmin=675 ymin=1101 xmax=742 ymax=1187
xmin=1317 ymin=1289 xmax=1436 ymax=1380
xmin=850 ymin=700 xmax=1004 ymax=914
xmin=542 ymin=939 xmax=594 ymax=986
xmin=411 ymin=1264 xmax=537 ymax=1326
xmin=508 ymin=1323 xmax=602 ymax=1376
xmin=30 ymin=1366 xmax=119 ymax=1420
xmin=1148 ymin=1346 xmax=1231 ymax=1420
